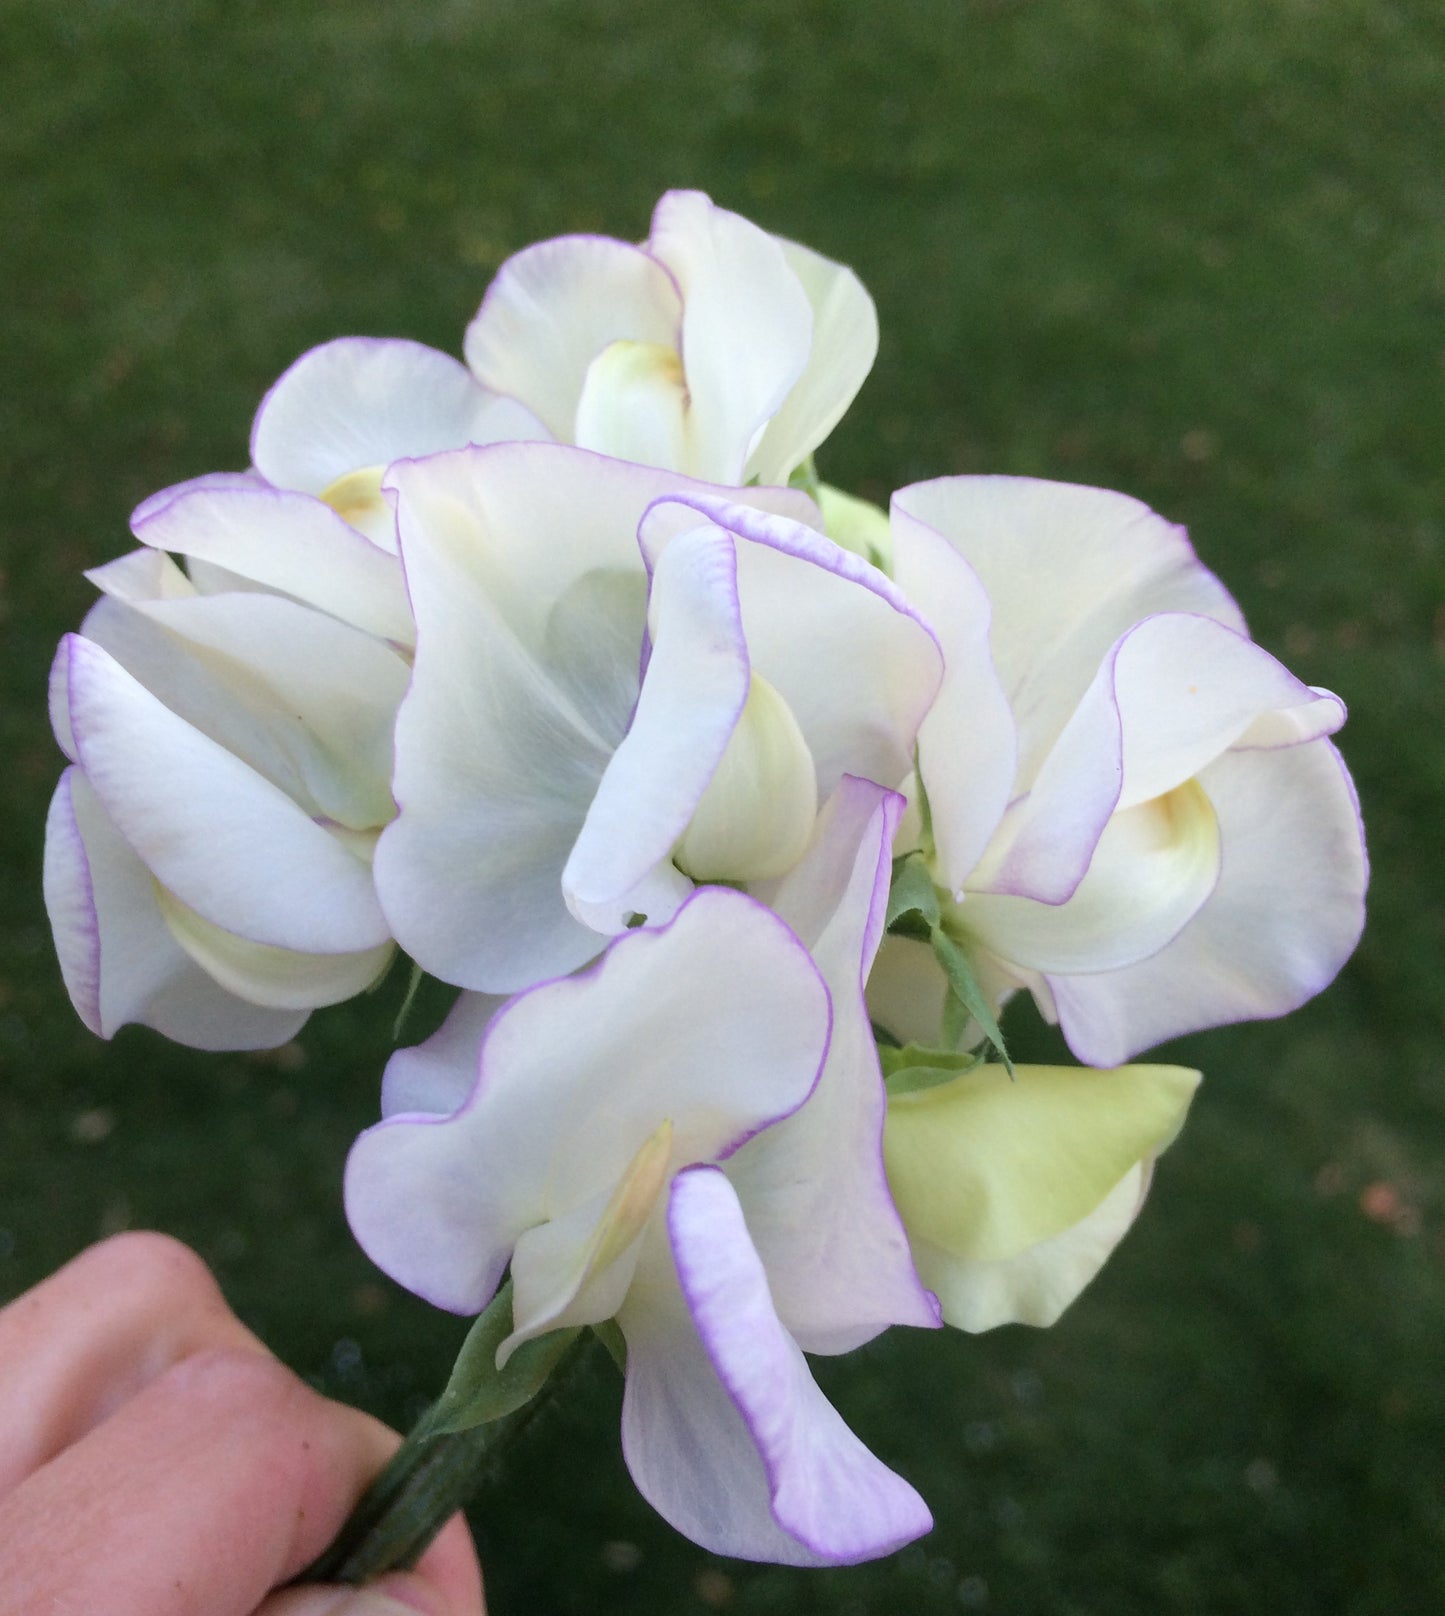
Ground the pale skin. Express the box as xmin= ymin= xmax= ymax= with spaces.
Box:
xmin=0 ymin=1232 xmax=485 ymax=1616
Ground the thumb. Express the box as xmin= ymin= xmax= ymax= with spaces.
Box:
xmin=258 ymin=1572 xmax=476 ymax=1616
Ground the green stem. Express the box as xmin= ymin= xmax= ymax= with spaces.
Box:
xmin=296 ymin=1335 xmax=589 ymax=1586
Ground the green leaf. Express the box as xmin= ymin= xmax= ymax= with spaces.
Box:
xmin=930 ymin=926 xmax=1013 ymax=1076
xmin=427 ymin=1280 xmax=581 ymax=1437
xmin=886 ymin=851 xmax=940 ymax=935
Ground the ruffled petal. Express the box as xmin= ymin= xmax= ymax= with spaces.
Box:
xmin=1049 ymin=740 xmax=1368 ymax=1065
xmin=464 ymin=235 xmax=681 ymax=441
xmin=381 ymin=990 xmax=506 ymax=1118
xmin=63 ymin=635 xmax=389 ymax=953
xmin=43 ymin=768 xmax=307 ymax=1049
xmin=250 ymin=337 xmax=546 ymax=497
xmin=745 ymin=238 xmax=878 ymax=485
xmin=346 ymin=888 xmax=831 ymax=1315
xmin=647 ymin=191 xmax=813 ymax=483
xmin=134 ymin=484 xmax=414 ymax=647
xmin=738 ymin=777 xmax=940 ymax=1351
xmin=890 ymin=489 xmax=1016 ymax=891
xmin=76 ymin=591 xmax=407 ymax=833
xmin=893 ymin=477 xmax=1246 ymax=793
xmin=561 ymin=525 xmax=747 ymax=932
xmin=639 ymin=491 xmax=943 ymax=799
xmin=617 ymin=1167 xmax=930 ymax=1566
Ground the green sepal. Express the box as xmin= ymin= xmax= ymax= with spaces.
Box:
xmin=930 ymin=928 xmax=1013 ymax=1076
xmin=591 ymin=1317 xmax=628 ymax=1374
xmin=426 ymin=1279 xmax=581 ymax=1437
xmin=881 ymin=1040 xmax=984 ymax=1098
xmin=391 ymin=958 xmax=427 ymax=1041
xmin=886 ymin=852 xmax=940 ymax=936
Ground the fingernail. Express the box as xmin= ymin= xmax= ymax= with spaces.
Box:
xmin=329 ymin=1577 xmax=446 ymax=1616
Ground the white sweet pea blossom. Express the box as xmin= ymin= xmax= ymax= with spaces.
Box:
xmin=43 ymin=483 xmax=411 ymax=1049
xmin=883 ymin=1059 xmax=1199 ymax=1332
xmin=872 ymin=475 xmax=1368 ymax=1067
xmin=246 ymin=337 xmax=549 ymax=549
xmin=348 ymin=782 xmax=939 ymax=1565
xmin=374 ymin=441 xmax=942 ymax=992
xmin=464 ymin=189 xmax=878 ymax=484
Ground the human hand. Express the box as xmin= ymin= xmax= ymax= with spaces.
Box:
xmin=0 ymin=1232 xmax=485 ymax=1616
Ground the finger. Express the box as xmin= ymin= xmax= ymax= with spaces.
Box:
xmin=0 ymin=1346 xmax=481 ymax=1616
xmin=258 ymin=1554 xmax=485 ymax=1616
xmin=0 ymin=1231 xmax=266 ymax=1492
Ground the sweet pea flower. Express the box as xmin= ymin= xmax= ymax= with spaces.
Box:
xmin=374 ymin=441 xmax=942 ymax=992
xmin=883 ymin=1059 xmax=1199 ymax=1331
xmin=464 ymin=188 xmax=878 ymax=484
xmin=872 ymin=475 xmax=1367 ymax=1066
xmin=43 ymin=482 xmax=412 ymax=1049
xmin=348 ymin=780 xmax=939 ymax=1565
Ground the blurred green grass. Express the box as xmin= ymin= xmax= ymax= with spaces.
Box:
xmin=2 ymin=1 xmax=1442 ymax=1611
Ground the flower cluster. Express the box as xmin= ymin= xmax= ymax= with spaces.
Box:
xmin=43 ymin=191 xmax=1367 ymax=1566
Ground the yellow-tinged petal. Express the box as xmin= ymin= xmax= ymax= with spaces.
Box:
xmin=674 ymin=672 xmax=818 ymax=883
xmin=883 ymin=1062 xmax=1199 ymax=1264
xmin=155 ymin=882 xmax=396 ymax=1010
xmin=574 ymin=339 xmax=689 ymax=469
xmin=319 ymin=465 xmax=394 ymax=548
xmin=500 ymin=1118 xmax=675 ymax=1366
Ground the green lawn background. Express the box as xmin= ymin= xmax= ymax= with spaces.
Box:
xmin=2 ymin=2 xmax=1442 ymax=1612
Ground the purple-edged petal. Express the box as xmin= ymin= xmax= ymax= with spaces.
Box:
xmin=347 ymin=890 xmax=830 ymax=1313
xmin=739 ymin=777 xmax=941 ymax=1351
xmin=647 ymin=190 xmax=812 ymax=483
xmin=130 ymin=471 xmax=266 ymax=527
xmin=464 ymin=236 xmax=681 ymax=442
xmin=618 ymin=1166 xmax=930 ymax=1566
xmin=745 ymin=237 xmax=878 ymax=485
xmin=894 ymin=477 xmax=1246 ymax=793
xmin=890 ymin=490 xmax=1016 ymax=891
xmin=250 ymin=337 xmax=547 ymax=497
xmin=44 ymin=768 xmax=307 ymax=1049
xmin=135 ymin=484 xmax=414 ymax=647
xmin=64 ymin=635 xmax=389 ymax=953
xmin=381 ymin=991 xmax=505 ymax=1118
xmin=76 ymin=591 xmax=406 ymax=832
xmin=561 ymin=526 xmax=748 ymax=932
xmin=640 ymin=491 xmax=944 ymax=799
xmin=1049 ymin=739 xmax=1368 ymax=1065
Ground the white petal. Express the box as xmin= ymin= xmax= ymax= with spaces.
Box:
xmin=345 ymin=888 xmax=830 ymax=1314
xmin=890 ymin=491 xmax=1017 ymax=891
xmin=746 ymin=237 xmax=879 ymax=485
xmin=738 ymin=777 xmax=940 ymax=1351
xmin=561 ymin=525 xmax=746 ymax=932
xmin=63 ymin=635 xmax=389 ymax=952
xmin=964 ymin=778 xmax=1222 ymax=975
xmin=893 ymin=477 xmax=1246 ymax=793
xmin=154 ymin=886 xmax=394 ymax=1010
xmin=1049 ymin=740 xmax=1368 ymax=1065
xmin=78 ymin=592 xmax=407 ymax=832
xmin=250 ymin=336 xmax=545 ymax=495
xmin=639 ymin=491 xmax=944 ymax=799
xmin=134 ymin=484 xmax=414 ymax=647
xmin=647 ymin=191 xmax=813 ymax=483
xmin=573 ymin=339 xmax=688 ymax=469
xmin=44 ymin=768 xmax=307 ymax=1049
xmin=464 ymin=235 xmax=681 ymax=442
xmin=617 ymin=1167 xmax=931 ymax=1565
xmin=381 ymin=991 xmax=506 ymax=1118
